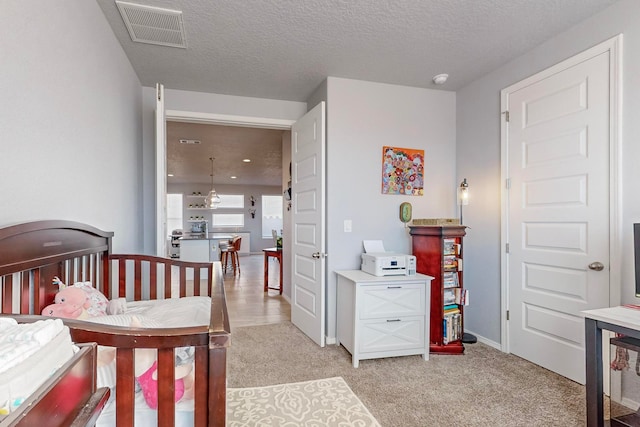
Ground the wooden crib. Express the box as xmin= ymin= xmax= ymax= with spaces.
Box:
xmin=0 ymin=220 xmax=230 ymax=427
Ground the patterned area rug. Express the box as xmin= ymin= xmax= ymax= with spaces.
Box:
xmin=227 ymin=377 xmax=381 ymax=426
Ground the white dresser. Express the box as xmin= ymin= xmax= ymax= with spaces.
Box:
xmin=335 ymin=270 xmax=433 ymax=368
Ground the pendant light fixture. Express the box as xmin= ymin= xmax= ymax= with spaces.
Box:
xmin=205 ymin=157 xmax=221 ymax=209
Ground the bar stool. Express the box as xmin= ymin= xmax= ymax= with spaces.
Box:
xmin=221 ymin=236 xmax=241 ymax=275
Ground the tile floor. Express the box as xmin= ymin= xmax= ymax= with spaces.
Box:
xmin=222 ymin=253 xmax=291 ymax=329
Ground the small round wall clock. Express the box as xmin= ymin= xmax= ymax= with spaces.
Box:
xmin=399 ymin=202 xmax=412 ymax=226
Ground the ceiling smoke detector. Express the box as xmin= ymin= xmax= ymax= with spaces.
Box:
xmin=116 ymin=1 xmax=187 ymax=48
xmin=432 ymin=74 xmax=449 ymax=85
xmin=179 ymin=139 xmax=201 ymax=144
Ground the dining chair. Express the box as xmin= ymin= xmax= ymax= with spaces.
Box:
xmin=221 ymin=236 xmax=242 ymax=275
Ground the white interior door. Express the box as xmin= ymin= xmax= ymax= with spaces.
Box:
xmin=503 ymin=46 xmax=615 ymax=384
xmin=291 ymin=101 xmax=326 ymax=347
xmin=155 ymin=83 xmax=167 ymax=257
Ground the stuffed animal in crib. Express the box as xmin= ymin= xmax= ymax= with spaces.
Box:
xmin=41 ymin=276 xmax=113 ymax=319
xmin=41 ymin=286 xmax=91 ymax=319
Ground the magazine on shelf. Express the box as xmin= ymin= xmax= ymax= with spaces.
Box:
xmin=443 ymin=271 xmax=459 ymax=288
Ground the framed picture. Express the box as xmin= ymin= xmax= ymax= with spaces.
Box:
xmin=381 ymin=146 xmax=424 ymax=195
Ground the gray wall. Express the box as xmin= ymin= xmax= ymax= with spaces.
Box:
xmin=0 ymin=0 xmax=143 ymax=253
xmin=325 ymin=77 xmax=457 ymax=339
xmin=457 ymin=0 xmax=640 ymax=344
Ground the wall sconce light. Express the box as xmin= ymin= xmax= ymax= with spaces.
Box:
xmin=250 ymin=196 xmax=256 ymax=206
xmin=458 ymin=178 xmax=469 ymax=224
xmin=249 ymin=208 xmax=256 ymax=218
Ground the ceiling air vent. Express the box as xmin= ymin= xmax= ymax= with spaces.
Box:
xmin=115 ymin=1 xmax=187 ymax=48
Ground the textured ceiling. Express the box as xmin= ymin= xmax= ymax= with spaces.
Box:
xmin=96 ymin=0 xmax=618 ymax=186
xmin=166 ymin=122 xmax=285 ymax=186
xmin=97 ymin=0 xmax=618 ymax=101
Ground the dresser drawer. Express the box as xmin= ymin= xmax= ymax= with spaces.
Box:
xmin=359 ymin=316 xmax=425 ymax=353
xmin=359 ymin=283 xmax=425 ymax=319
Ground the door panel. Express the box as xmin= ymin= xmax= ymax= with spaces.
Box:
xmin=506 ymin=51 xmax=610 ymax=383
xmin=291 ymin=102 xmax=326 ymax=346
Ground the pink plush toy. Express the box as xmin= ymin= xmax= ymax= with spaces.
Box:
xmin=41 ymin=286 xmax=91 ymax=319
xmin=137 ymin=360 xmax=186 ymax=409
xmin=130 ymin=317 xmax=194 ymax=409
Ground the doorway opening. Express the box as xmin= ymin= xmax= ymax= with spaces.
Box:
xmin=159 ymin=110 xmax=296 ymax=327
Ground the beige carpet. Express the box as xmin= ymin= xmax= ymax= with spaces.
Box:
xmin=227 ymin=376 xmax=381 ymax=426
xmin=227 ymin=321 xmax=586 ymax=427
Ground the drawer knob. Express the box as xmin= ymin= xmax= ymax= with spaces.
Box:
xmin=386 ymin=319 xmax=401 ymax=322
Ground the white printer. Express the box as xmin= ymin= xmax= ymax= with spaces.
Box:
xmin=361 ymin=252 xmax=416 ymax=276
xmin=360 ymin=240 xmax=416 ymax=276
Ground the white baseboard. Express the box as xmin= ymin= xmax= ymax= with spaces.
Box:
xmin=464 ymin=329 xmax=501 ymax=351
xmin=621 ymin=397 xmax=640 ymax=412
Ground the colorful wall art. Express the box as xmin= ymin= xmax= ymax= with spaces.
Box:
xmin=381 ymin=146 xmax=424 ymax=196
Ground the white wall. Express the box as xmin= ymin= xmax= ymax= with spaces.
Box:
xmin=325 ymin=77 xmax=457 ymax=339
xmin=457 ymin=0 xmax=640 ymax=344
xmin=0 ymin=0 xmax=142 ymax=252
xmin=140 ymin=87 xmax=308 ymax=254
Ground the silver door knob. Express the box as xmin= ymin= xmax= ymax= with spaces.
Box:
xmin=312 ymin=252 xmax=321 ymax=259
xmin=588 ymin=262 xmax=605 ymax=271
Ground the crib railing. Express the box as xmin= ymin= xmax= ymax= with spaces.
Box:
xmin=1 ymin=255 xmax=230 ymax=427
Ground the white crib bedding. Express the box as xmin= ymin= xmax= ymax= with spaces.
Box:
xmin=0 ymin=319 xmax=75 ymax=416
xmin=85 ymin=296 xmax=211 ymax=426
xmin=87 ymin=296 xmax=211 ymax=329
xmin=126 ymin=296 xmax=211 ymax=327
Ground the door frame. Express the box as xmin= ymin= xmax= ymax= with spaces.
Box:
xmin=155 ymin=108 xmax=296 ymax=263
xmin=499 ymin=34 xmax=623 ymax=353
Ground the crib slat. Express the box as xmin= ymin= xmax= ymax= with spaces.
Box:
xmin=20 ymin=271 xmax=30 ymax=314
xmin=101 ymin=251 xmax=110 ymax=300
xmin=33 ymin=270 xmax=44 ymax=314
xmin=194 ymin=271 xmax=201 ymax=296
xmin=116 ymin=348 xmax=135 ymax=427
xmin=209 ymin=347 xmax=228 ymax=426
xmin=157 ymin=348 xmax=176 ymax=427
xmin=180 ymin=266 xmax=187 ymax=297
xmin=2 ymin=275 xmax=12 ymax=313
xmin=118 ymin=258 xmax=126 ymax=299
xmin=193 ymin=346 xmax=209 ymax=426
xmin=134 ymin=259 xmax=142 ymax=301
xmin=164 ymin=262 xmax=171 ymax=299
xmin=150 ymin=260 xmax=158 ymax=300
xmin=91 ymin=253 xmax=97 ymax=288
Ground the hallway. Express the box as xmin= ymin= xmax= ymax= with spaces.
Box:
xmin=222 ymin=254 xmax=291 ymax=329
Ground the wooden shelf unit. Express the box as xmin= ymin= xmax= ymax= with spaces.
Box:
xmin=409 ymin=225 xmax=466 ymax=355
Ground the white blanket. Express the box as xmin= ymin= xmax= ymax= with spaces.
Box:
xmin=0 ymin=319 xmax=75 ymax=415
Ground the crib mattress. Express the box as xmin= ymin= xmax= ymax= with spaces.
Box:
xmin=0 ymin=320 xmax=75 ymax=414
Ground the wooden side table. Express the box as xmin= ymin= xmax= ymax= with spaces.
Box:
xmin=263 ymin=247 xmax=283 ymax=294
